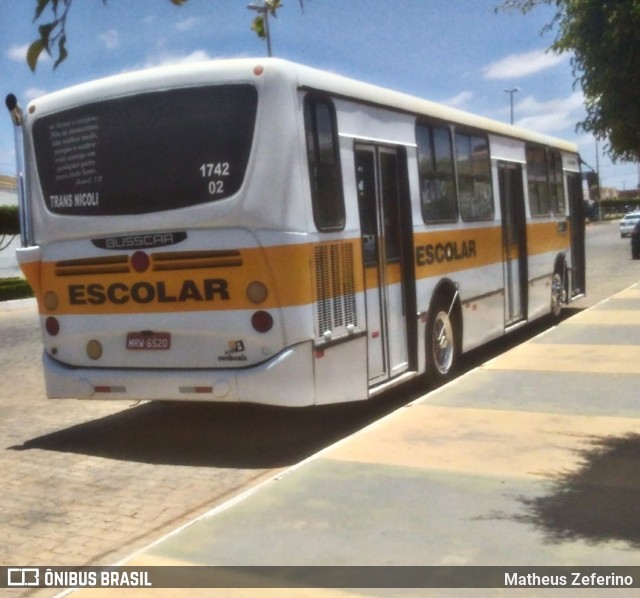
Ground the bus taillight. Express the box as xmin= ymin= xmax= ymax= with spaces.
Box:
xmin=251 ymin=310 xmax=273 ymax=333
xmin=45 ymin=316 xmax=60 ymax=336
xmin=131 ymin=251 xmax=150 ymax=273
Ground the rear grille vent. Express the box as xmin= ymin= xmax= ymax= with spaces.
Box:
xmin=314 ymin=243 xmax=357 ymax=339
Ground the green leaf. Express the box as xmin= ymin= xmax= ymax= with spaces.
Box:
xmin=251 ymin=16 xmax=266 ymax=39
xmin=33 ymin=0 xmax=52 ymax=22
xmin=38 ymin=20 xmax=57 ymax=47
xmin=54 ymin=34 xmax=68 ymax=69
xmin=266 ymin=0 xmax=282 ymax=17
xmin=27 ymin=39 xmax=46 ymax=72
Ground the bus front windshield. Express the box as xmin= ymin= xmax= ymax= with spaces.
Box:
xmin=32 ymin=84 xmax=258 ymax=216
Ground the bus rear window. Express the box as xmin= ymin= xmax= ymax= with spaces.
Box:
xmin=33 ymin=84 xmax=258 ymax=215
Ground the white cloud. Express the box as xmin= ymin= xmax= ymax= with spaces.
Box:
xmin=147 ymin=49 xmax=213 ymax=67
xmin=99 ymin=30 xmax=120 ymax=50
xmin=176 ymin=17 xmax=198 ymax=32
xmin=516 ymin=112 xmax=574 ymax=134
xmin=517 ymin=91 xmax=584 ymax=116
xmin=483 ymin=49 xmax=567 ymax=80
xmin=6 ymin=44 xmax=28 ymax=61
xmin=442 ymin=91 xmax=474 ymax=110
xmin=513 ymin=91 xmax=585 ymax=134
xmin=24 ymin=88 xmax=48 ymax=101
xmin=6 ymin=44 xmax=51 ymax=64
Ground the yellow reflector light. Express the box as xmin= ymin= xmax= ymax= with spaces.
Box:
xmin=44 ymin=291 xmax=58 ymax=311
xmin=246 ymin=281 xmax=268 ymax=304
xmin=86 ymin=340 xmax=103 ymax=360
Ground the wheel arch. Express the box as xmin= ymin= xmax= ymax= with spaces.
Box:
xmin=554 ymin=252 xmax=567 ymax=276
xmin=427 ymin=278 xmax=463 ymax=356
xmin=429 ymin=278 xmax=463 ymax=338
xmin=551 ymin=253 xmax=568 ymax=317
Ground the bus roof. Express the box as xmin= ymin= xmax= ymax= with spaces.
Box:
xmin=27 ymin=57 xmax=578 ymax=153
xmin=287 ymin=60 xmax=578 ymax=153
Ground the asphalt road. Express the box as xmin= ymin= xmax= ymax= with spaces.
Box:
xmin=576 ymin=220 xmax=640 ymax=306
xmin=0 ymin=220 xmax=638 ymax=597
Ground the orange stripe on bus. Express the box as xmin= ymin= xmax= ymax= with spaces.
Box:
xmin=24 ymin=219 xmax=571 ymax=316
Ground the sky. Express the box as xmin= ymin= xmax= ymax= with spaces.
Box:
xmin=1 ymin=0 xmax=638 ymax=192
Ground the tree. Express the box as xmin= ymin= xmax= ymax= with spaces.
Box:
xmin=501 ymin=0 xmax=640 ymax=162
xmin=28 ymin=0 xmax=300 ymax=72
xmin=27 ymin=0 xmax=188 ymax=71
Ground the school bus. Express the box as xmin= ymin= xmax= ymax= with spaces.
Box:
xmin=6 ymin=58 xmax=585 ymax=405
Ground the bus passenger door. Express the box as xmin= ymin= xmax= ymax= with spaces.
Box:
xmin=355 ymin=144 xmax=413 ymax=386
xmin=498 ymin=161 xmax=528 ymax=325
xmin=567 ymin=172 xmax=586 ymax=297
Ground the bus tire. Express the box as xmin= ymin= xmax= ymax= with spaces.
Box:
xmin=425 ymin=293 xmax=460 ymax=383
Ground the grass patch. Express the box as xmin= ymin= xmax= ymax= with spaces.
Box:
xmin=0 ymin=277 xmax=33 ymax=302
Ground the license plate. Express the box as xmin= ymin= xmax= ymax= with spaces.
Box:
xmin=126 ymin=331 xmax=171 ymax=351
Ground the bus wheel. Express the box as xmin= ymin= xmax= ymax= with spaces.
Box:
xmin=426 ymin=295 xmax=458 ymax=382
xmin=550 ymin=271 xmax=565 ymax=318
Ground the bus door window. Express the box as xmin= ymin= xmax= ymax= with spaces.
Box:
xmin=356 ymin=151 xmax=379 ymax=267
xmin=498 ymin=161 xmax=528 ymax=324
xmin=567 ymin=172 xmax=586 ymax=296
xmin=356 ymin=148 xmax=385 ymax=382
xmin=355 ymin=145 xmax=411 ymax=385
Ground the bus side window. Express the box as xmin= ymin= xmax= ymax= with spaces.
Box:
xmin=304 ymin=96 xmax=346 ymax=231
xmin=455 ymin=131 xmax=494 ymax=221
xmin=526 ymin=145 xmax=567 ymax=217
xmin=526 ymin=145 xmax=550 ymax=216
xmin=549 ymin=150 xmax=566 ymax=215
xmin=416 ymin=123 xmax=458 ymax=223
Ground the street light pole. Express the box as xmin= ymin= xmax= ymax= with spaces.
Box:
xmin=503 ymin=87 xmax=519 ymax=125
xmin=248 ymin=2 xmax=273 ymax=57
xmin=595 ymin=138 xmax=602 ymax=221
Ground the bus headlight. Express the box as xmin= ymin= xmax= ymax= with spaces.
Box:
xmin=246 ymin=281 xmax=268 ymax=304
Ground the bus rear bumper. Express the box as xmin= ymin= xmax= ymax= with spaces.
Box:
xmin=42 ymin=341 xmax=316 ymax=407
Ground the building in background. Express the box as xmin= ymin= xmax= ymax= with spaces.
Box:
xmin=0 ymin=175 xmax=17 ymax=206
xmin=0 ymin=175 xmax=19 ymax=277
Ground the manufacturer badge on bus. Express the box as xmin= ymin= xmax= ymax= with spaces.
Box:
xmin=126 ymin=331 xmax=171 ymax=351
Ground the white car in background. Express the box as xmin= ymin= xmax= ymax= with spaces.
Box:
xmin=619 ymin=212 xmax=640 ymax=237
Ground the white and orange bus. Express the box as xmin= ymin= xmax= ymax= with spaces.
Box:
xmin=6 ymin=58 xmax=585 ymax=406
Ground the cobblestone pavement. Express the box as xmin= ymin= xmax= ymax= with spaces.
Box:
xmin=0 ymin=300 xmax=400 ymax=598
xmin=0 ymin=303 xmax=278 ymax=598
xmin=2 ymin=224 xmax=636 ymax=597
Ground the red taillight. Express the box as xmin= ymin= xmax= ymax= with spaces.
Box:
xmin=45 ymin=316 xmax=60 ymax=336
xmin=94 ymin=386 xmax=126 ymax=393
xmin=131 ymin=251 xmax=150 ymax=273
xmin=251 ymin=310 xmax=273 ymax=333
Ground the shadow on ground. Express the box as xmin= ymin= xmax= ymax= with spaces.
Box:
xmin=7 ymin=311 xmax=577 ymax=469
xmin=7 ymin=391 xmax=418 ymax=469
xmin=516 ymin=433 xmax=640 ymax=549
